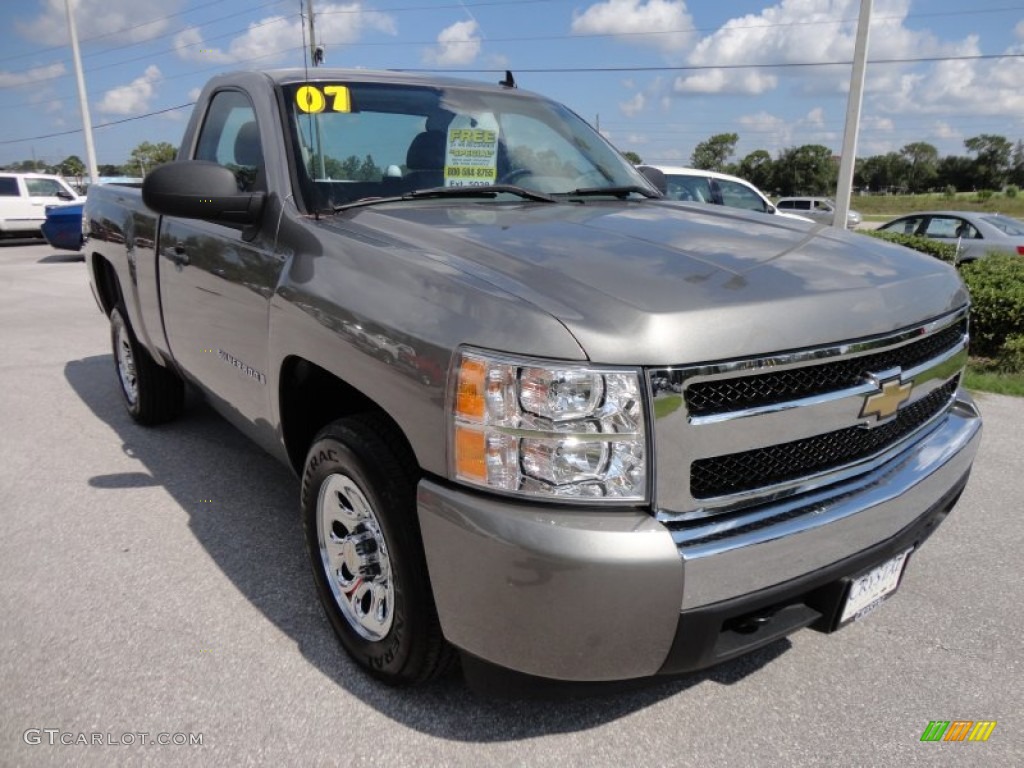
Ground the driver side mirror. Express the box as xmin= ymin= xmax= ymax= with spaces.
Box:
xmin=142 ymin=160 xmax=265 ymax=227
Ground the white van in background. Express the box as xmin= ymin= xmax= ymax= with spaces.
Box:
xmin=0 ymin=172 xmax=82 ymax=239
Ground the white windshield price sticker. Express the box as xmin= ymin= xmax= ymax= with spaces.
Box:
xmin=445 ymin=115 xmax=499 ymax=188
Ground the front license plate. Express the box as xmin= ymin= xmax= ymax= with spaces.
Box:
xmin=839 ymin=548 xmax=913 ymax=624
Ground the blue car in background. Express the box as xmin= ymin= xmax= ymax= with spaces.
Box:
xmin=41 ymin=201 xmax=85 ymax=251
xmin=40 ymin=177 xmax=142 ymax=252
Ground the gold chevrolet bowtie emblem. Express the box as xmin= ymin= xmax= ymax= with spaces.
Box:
xmin=861 ymin=377 xmax=913 ymax=421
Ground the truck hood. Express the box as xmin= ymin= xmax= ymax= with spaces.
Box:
xmin=322 ymin=200 xmax=968 ymax=365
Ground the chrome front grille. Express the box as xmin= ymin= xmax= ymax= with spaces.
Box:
xmin=684 ymin=321 xmax=966 ymax=417
xmin=649 ymin=308 xmax=969 ymax=524
xmin=690 ymin=377 xmax=959 ymax=498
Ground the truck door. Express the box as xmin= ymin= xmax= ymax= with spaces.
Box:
xmin=157 ymin=88 xmax=284 ymax=428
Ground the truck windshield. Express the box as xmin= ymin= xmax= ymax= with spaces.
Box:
xmin=281 ymin=80 xmax=653 ymax=211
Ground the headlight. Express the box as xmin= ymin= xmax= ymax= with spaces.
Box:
xmin=450 ymin=349 xmax=648 ymax=502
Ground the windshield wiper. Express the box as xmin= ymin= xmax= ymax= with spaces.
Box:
xmin=332 ymin=184 xmax=556 ymax=212
xmin=558 ymin=185 xmax=661 ymax=200
xmin=405 ymin=185 xmax=556 ymax=203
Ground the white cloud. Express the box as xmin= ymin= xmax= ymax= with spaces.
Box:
xmin=424 ymin=20 xmax=481 ymax=66
xmin=173 ymin=26 xmax=233 ymax=64
xmin=619 ymin=91 xmax=646 ymax=117
xmin=0 ymin=62 xmax=66 ymax=88
xmin=187 ymin=87 xmax=202 ymax=102
xmin=932 ymin=121 xmax=962 ymax=141
xmin=17 ymin=0 xmax=182 ymax=46
xmin=571 ymin=0 xmax=695 ymax=54
xmin=173 ymin=4 xmax=395 ymax=65
xmin=96 ymin=65 xmax=161 ymax=115
xmin=674 ymin=0 xmax=951 ymax=96
xmin=1016 ymin=20 xmax=1024 ymax=41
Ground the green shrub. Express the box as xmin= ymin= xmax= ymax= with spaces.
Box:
xmin=975 ymin=189 xmax=994 ymax=202
xmin=959 ymin=255 xmax=1024 ymax=360
xmin=863 ymin=230 xmax=958 ymax=263
xmin=1007 ymin=185 xmax=1020 ymax=199
xmin=943 ymin=185 xmax=957 ymax=199
xmin=998 ymin=334 xmax=1024 ymax=373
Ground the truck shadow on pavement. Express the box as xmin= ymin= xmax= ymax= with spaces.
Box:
xmin=66 ymin=353 xmax=791 ymax=740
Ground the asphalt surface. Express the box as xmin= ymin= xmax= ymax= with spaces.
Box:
xmin=1 ymin=240 xmax=1021 ymax=767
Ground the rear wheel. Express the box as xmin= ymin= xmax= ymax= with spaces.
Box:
xmin=301 ymin=414 xmax=455 ymax=685
xmin=110 ymin=303 xmax=184 ymax=425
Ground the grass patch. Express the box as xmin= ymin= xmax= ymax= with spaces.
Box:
xmin=851 ymin=192 xmax=1024 ymax=218
xmin=964 ymin=365 xmax=1024 ymax=397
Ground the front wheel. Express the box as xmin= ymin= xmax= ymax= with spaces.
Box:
xmin=301 ymin=415 xmax=455 ymax=685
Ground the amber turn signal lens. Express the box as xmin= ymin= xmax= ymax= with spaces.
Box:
xmin=454 ymin=426 xmax=487 ymax=481
xmin=456 ymin=358 xmax=486 ymax=419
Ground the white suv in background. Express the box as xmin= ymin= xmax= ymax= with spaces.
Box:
xmin=0 ymin=172 xmax=81 ymax=239
xmin=640 ymin=166 xmax=812 ymax=222
xmin=775 ymin=197 xmax=861 ymax=228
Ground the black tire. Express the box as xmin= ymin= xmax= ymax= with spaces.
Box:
xmin=110 ymin=303 xmax=184 ymax=425
xmin=301 ymin=414 xmax=456 ymax=685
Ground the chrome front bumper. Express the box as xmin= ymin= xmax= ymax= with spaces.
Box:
xmin=417 ymin=393 xmax=981 ymax=681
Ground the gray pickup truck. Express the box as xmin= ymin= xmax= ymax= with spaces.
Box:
xmin=84 ymin=69 xmax=981 ymax=687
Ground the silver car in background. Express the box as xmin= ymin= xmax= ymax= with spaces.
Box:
xmin=877 ymin=210 xmax=1024 ymax=262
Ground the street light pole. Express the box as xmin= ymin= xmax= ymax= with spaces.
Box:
xmin=833 ymin=0 xmax=873 ymax=230
xmin=65 ymin=0 xmax=99 ymax=186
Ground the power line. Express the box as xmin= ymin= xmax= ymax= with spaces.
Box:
xmin=0 ymin=0 xmax=239 ymax=65
xmin=0 ymin=103 xmax=195 ymax=145
xmin=3 ymin=3 xmax=1022 ymax=83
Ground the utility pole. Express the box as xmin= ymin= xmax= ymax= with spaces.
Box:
xmin=65 ymin=0 xmax=99 ymax=185
xmin=833 ymin=0 xmax=872 ymax=230
xmin=307 ymin=0 xmax=322 ymax=66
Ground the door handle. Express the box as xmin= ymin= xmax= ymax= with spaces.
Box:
xmin=171 ymin=242 xmax=190 ymax=266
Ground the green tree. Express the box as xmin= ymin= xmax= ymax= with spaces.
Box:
xmin=935 ymin=155 xmax=977 ymax=192
xmin=1010 ymin=140 xmax=1024 ymax=187
xmin=856 ymin=152 xmax=910 ymax=194
xmin=690 ymin=133 xmax=738 ymax=171
xmin=357 ymin=154 xmax=381 ymax=181
xmin=964 ymin=134 xmax=1012 ymax=189
xmin=899 ymin=142 xmax=938 ymax=193
xmin=129 ymin=141 xmax=177 ymax=175
xmin=98 ymin=163 xmax=126 ymax=177
xmin=58 ymin=155 xmax=86 ymax=180
xmin=771 ymin=144 xmax=837 ymax=196
xmin=736 ymin=150 xmax=774 ymax=192
xmin=621 ymin=150 xmax=643 ymax=165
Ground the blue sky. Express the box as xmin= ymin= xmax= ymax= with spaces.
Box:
xmin=1 ymin=0 xmax=1022 ymax=169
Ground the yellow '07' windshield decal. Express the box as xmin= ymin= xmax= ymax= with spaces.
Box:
xmin=295 ymin=85 xmax=351 ymax=113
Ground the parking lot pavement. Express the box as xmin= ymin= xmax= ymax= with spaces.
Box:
xmin=1 ymin=241 xmax=1021 ymax=767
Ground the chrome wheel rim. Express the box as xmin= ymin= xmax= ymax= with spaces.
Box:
xmin=317 ymin=473 xmax=394 ymax=641
xmin=115 ymin=323 xmax=138 ymax=405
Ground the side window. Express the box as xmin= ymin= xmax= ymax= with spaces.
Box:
xmin=25 ymin=178 xmax=65 ymax=197
xmin=194 ymin=90 xmax=263 ymax=192
xmin=882 ymin=216 xmax=923 ymax=235
xmin=716 ymin=179 xmax=767 ymax=212
xmin=0 ymin=177 xmax=19 ymax=196
xmin=922 ymin=217 xmax=959 ymax=238
xmin=794 ymin=200 xmax=812 ymax=211
xmin=666 ymin=175 xmax=712 ymax=203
